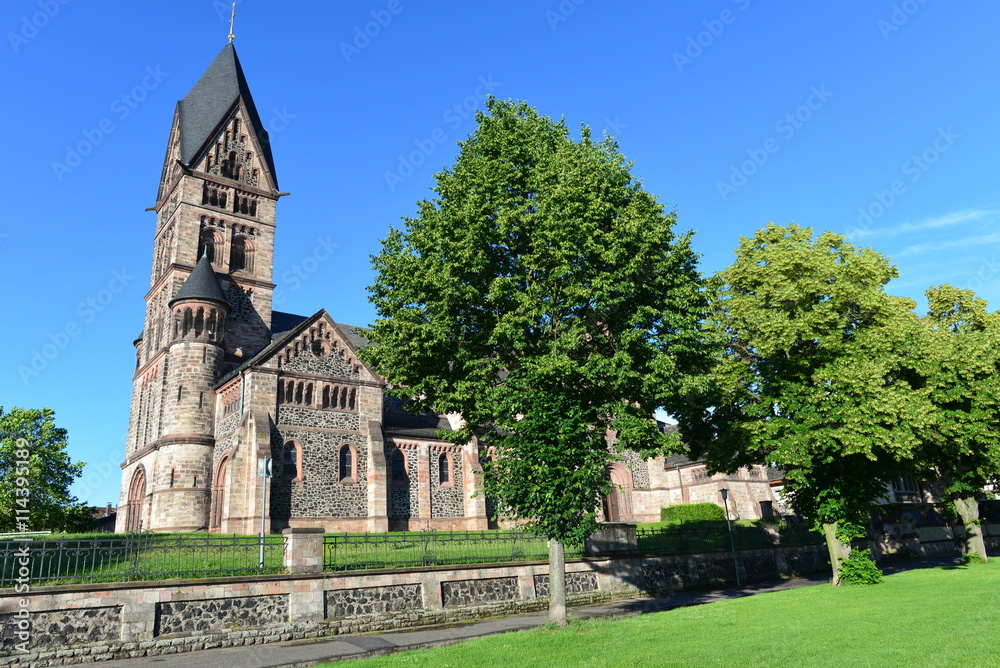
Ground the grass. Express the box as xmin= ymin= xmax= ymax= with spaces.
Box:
xmin=334 ymin=561 xmax=1000 ymax=667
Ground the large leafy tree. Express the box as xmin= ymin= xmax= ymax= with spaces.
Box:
xmin=362 ymin=98 xmax=707 ymax=624
xmin=680 ymin=224 xmax=933 ymax=585
xmin=0 ymin=406 xmax=94 ymax=533
xmin=917 ymin=285 xmax=1000 ymax=561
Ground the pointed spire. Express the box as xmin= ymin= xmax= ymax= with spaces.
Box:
xmin=175 ymin=43 xmax=277 ymax=187
xmin=228 ymin=2 xmax=236 ymax=43
xmin=170 ymin=254 xmax=229 ymax=308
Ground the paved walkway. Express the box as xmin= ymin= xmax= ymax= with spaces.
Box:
xmin=100 ymin=573 xmax=831 ymax=668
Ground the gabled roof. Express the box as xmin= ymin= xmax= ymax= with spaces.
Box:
xmin=170 ymin=254 xmax=228 ymax=307
xmin=177 ymin=43 xmax=277 ymax=187
xmin=214 ymin=309 xmax=373 ymax=389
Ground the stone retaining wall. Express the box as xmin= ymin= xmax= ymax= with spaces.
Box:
xmin=0 ymin=536 xmax=830 ymax=667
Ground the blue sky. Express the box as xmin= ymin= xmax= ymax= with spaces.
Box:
xmin=2 ymin=1 xmax=998 ymax=507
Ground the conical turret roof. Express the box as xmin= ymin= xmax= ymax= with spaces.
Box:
xmin=176 ymin=43 xmax=277 ymax=187
xmin=170 ymin=254 xmax=229 ymax=308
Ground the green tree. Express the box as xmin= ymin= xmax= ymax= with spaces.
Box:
xmin=680 ymin=224 xmax=933 ymax=585
xmin=918 ymin=285 xmax=1000 ymax=561
xmin=362 ymin=98 xmax=707 ymax=624
xmin=0 ymin=406 xmax=93 ymax=533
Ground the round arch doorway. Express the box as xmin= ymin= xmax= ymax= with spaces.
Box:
xmin=603 ymin=463 xmax=634 ymax=522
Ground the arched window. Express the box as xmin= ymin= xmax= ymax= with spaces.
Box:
xmin=390 ymin=449 xmax=407 ymax=486
xmin=339 ymin=445 xmax=355 ymax=482
xmin=230 ymin=236 xmax=246 ymax=271
xmin=230 ymin=236 xmax=254 ymax=273
xmin=198 ymin=231 xmax=216 ymax=263
xmin=439 ymin=453 xmax=452 ymax=486
xmin=282 ymin=442 xmax=300 ymax=481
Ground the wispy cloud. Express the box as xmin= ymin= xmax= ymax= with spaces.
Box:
xmin=854 ymin=208 xmax=995 ymax=240
xmin=898 ymin=232 xmax=1000 ymax=257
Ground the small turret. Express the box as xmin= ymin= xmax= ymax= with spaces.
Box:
xmin=151 ymin=254 xmax=230 ymax=530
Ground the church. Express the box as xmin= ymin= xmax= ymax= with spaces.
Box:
xmin=115 ymin=43 xmax=778 ymax=534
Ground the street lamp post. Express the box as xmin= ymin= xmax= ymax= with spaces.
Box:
xmin=719 ymin=488 xmax=741 ymax=586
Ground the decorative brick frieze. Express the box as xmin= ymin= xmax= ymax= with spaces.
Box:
xmin=282 ymin=350 xmax=359 ymax=378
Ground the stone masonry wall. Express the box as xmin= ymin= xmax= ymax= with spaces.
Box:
xmin=325 ymin=584 xmax=422 ymax=618
xmin=155 ymin=595 xmax=287 ymax=635
xmin=533 ymin=571 xmax=598 ymax=597
xmin=277 ymin=406 xmax=360 ymax=431
xmin=270 ymin=427 xmax=368 ymax=521
xmin=441 ymin=576 xmax=519 ymax=607
xmin=387 ymin=445 xmax=419 ymax=519
xmin=430 ymin=451 xmax=465 ymax=518
xmin=0 ymin=606 xmax=120 ymax=652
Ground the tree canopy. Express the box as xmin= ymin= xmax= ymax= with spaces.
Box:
xmin=362 ymin=98 xmax=708 ymax=621
xmin=681 ymin=223 xmax=934 ymax=583
xmin=0 ymin=406 xmax=93 ymax=533
xmin=916 ymin=285 xmax=1000 ymax=560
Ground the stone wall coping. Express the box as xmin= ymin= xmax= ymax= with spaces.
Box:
xmin=282 ymin=528 xmax=325 ymax=535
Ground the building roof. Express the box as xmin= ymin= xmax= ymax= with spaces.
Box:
xmin=170 ymin=254 xmax=229 ymax=307
xmin=383 ymin=412 xmax=455 ymax=440
xmin=177 ymin=43 xmax=277 ymax=188
xmin=214 ymin=310 xmax=371 ymax=389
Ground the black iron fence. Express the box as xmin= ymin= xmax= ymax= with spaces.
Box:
xmin=323 ymin=530 xmax=580 ymax=571
xmin=0 ymin=533 xmax=285 ymax=587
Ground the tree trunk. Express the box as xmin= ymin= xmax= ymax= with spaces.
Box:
xmin=954 ymin=496 xmax=988 ymax=562
xmin=548 ymin=538 xmax=568 ymax=626
xmin=823 ymin=522 xmax=852 ymax=586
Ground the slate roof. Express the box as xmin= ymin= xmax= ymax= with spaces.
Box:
xmin=177 ymin=43 xmax=277 ymax=188
xmin=383 ymin=412 xmax=454 ymax=439
xmin=170 ymin=254 xmax=228 ymax=306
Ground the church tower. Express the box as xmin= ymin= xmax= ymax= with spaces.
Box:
xmin=118 ymin=44 xmax=281 ymax=532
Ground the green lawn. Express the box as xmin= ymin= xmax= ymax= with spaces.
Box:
xmin=337 ymin=561 xmax=1000 ymax=667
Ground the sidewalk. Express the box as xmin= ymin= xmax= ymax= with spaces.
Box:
xmin=99 ymin=573 xmax=831 ymax=668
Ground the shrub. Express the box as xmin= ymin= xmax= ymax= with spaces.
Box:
xmin=660 ymin=503 xmax=725 ymax=523
xmin=838 ymin=548 xmax=883 ymax=585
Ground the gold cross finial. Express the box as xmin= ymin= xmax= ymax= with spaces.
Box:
xmin=228 ymin=2 xmax=236 ymax=42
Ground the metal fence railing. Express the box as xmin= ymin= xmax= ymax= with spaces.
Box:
xmin=323 ymin=531 xmax=579 ymax=571
xmin=0 ymin=533 xmax=286 ymax=587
